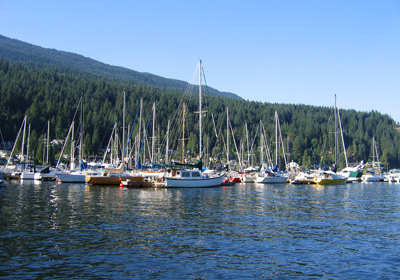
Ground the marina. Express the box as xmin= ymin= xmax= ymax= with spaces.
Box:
xmin=1 ymin=20 xmax=400 ymax=279
xmin=0 ymin=180 xmax=399 ymax=279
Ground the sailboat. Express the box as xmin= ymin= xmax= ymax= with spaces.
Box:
xmin=164 ymin=60 xmax=224 ymax=188
xmin=55 ymin=97 xmax=87 ymax=183
xmin=240 ymin=123 xmax=258 ymax=183
xmin=86 ymin=92 xmax=147 ymax=186
xmin=361 ymin=137 xmax=385 ymax=182
xmin=256 ymin=118 xmax=288 ymax=184
xmin=313 ymin=95 xmax=347 ymax=185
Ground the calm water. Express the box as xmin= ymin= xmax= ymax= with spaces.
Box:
xmin=1 ymin=180 xmax=400 ymax=279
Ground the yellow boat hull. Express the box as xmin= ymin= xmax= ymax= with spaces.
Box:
xmin=86 ymin=174 xmax=144 ymax=185
xmin=313 ymin=178 xmax=347 ymax=185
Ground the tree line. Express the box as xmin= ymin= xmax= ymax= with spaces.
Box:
xmin=1 ymin=58 xmax=400 ymax=170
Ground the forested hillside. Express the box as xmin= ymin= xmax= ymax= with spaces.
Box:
xmin=1 ymin=58 xmax=400 ymax=170
xmin=0 ymin=35 xmax=241 ymax=100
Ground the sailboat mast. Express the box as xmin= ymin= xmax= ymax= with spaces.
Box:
xmin=122 ymin=90 xmax=126 ymax=162
xmin=246 ymin=123 xmax=250 ymax=167
xmin=226 ymin=107 xmax=229 ymax=167
xmin=199 ymin=60 xmax=202 ymax=159
xmin=27 ymin=123 xmax=30 ymax=162
xmin=374 ymin=137 xmax=381 ymax=174
xmin=335 ymin=94 xmax=338 ymax=168
xmin=152 ymin=102 xmax=155 ymax=163
xmin=139 ymin=98 xmax=143 ymax=165
xmin=7 ymin=116 xmax=26 ymax=165
xmin=182 ymin=103 xmax=186 ymax=164
xmin=71 ymin=121 xmax=75 ymax=170
xmin=338 ymin=107 xmax=349 ymax=168
xmin=46 ymin=120 xmax=50 ymax=165
xmin=165 ymin=119 xmax=170 ymax=164
xmin=275 ymin=111 xmax=278 ymax=166
xmin=21 ymin=116 xmax=26 ymax=161
xmin=79 ymin=96 xmax=83 ymax=163
xmin=260 ymin=120 xmax=264 ymax=166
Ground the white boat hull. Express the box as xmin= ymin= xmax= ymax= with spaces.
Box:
xmin=362 ymin=174 xmax=385 ymax=182
xmin=257 ymin=176 xmax=288 ymax=184
xmin=56 ymin=172 xmax=86 ymax=183
xmin=164 ymin=175 xmax=224 ymax=188
xmin=241 ymin=174 xmax=256 ymax=183
xmin=20 ymin=172 xmax=36 ymax=180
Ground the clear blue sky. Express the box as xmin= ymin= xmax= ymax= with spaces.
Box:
xmin=1 ymin=0 xmax=399 ymax=122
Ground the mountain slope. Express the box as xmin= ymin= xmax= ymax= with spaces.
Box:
xmin=0 ymin=34 xmax=242 ymax=99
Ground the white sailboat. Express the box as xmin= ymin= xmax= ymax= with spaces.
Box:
xmin=256 ymin=118 xmax=288 ymax=184
xmin=164 ymin=60 xmax=224 ymax=188
xmin=240 ymin=123 xmax=258 ymax=183
xmin=55 ymin=97 xmax=87 ymax=183
xmin=362 ymin=137 xmax=385 ymax=182
xmin=165 ymin=168 xmax=224 ymax=188
xmin=313 ymin=95 xmax=347 ymax=185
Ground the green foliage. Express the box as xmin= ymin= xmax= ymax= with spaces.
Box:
xmin=1 ymin=36 xmax=400 ymax=169
xmin=0 ymin=34 xmax=241 ymax=100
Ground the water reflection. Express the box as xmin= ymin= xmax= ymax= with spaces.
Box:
xmin=1 ymin=181 xmax=400 ymax=278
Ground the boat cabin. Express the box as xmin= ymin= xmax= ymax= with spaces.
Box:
xmin=176 ymin=170 xmax=202 ymax=178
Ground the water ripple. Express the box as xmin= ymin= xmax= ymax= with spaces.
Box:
xmin=1 ymin=182 xmax=400 ymax=278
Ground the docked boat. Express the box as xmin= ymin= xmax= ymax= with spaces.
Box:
xmin=256 ymin=170 xmax=288 ymax=184
xmin=221 ymin=178 xmax=235 ymax=186
xmin=313 ymin=171 xmax=347 ymax=185
xmin=120 ymin=177 xmax=153 ymax=188
xmin=161 ymin=61 xmax=224 ymax=188
xmin=362 ymin=137 xmax=385 ymax=183
xmin=20 ymin=169 xmax=36 ymax=180
xmin=1 ymin=164 xmax=21 ymax=180
xmin=85 ymin=171 xmax=144 ymax=185
xmin=361 ymin=172 xmax=386 ymax=182
xmin=3 ymin=171 xmax=21 ymax=180
xmin=386 ymin=169 xmax=400 ymax=183
xmin=225 ymin=171 xmax=241 ymax=183
xmin=290 ymin=171 xmax=316 ymax=184
xmin=164 ymin=169 xmax=224 ymax=188
xmin=34 ymin=166 xmax=60 ymax=181
xmin=338 ymin=162 xmax=364 ymax=182
xmin=314 ymin=95 xmax=350 ymax=186
xmin=241 ymin=173 xmax=256 ymax=183
xmin=56 ymin=170 xmax=86 ymax=183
